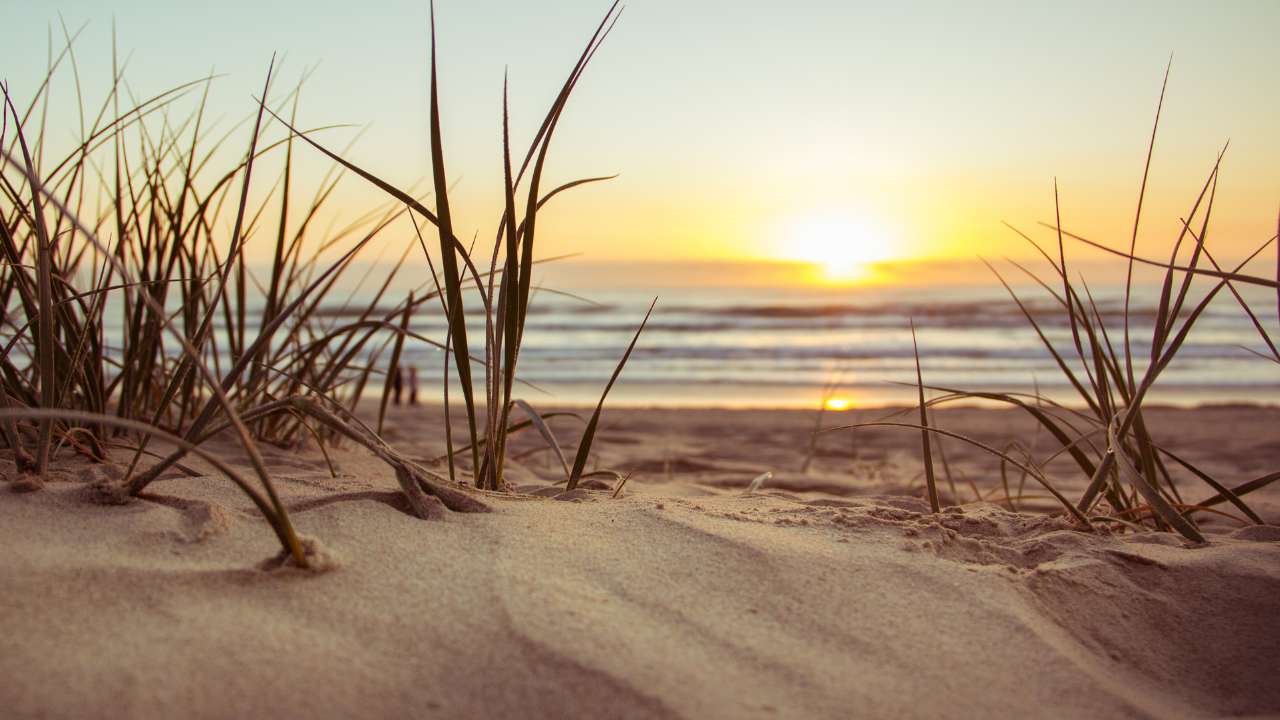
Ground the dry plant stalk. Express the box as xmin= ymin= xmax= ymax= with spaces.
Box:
xmin=0 ymin=3 xmax=647 ymax=565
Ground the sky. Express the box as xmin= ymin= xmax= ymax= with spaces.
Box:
xmin=7 ymin=0 xmax=1280 ymax=285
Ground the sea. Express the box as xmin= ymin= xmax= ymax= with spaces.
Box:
xmin=378 ymin=276 xmax=1280 ymax=409
xmin=102 ymin=260 xmax=1280 ymax=410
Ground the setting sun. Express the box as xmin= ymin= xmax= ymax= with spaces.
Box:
xmin=780 ymin=212 xmax=895 ymax=282
xmin=823 ymin=397 xmax=853 ymax=412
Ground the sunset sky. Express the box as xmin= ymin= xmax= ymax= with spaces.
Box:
xmin=8 ymin=1 xmax=1280 ymax=284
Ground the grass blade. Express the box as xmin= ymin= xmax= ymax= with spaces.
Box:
xmin=910 ymin=319 xmax=940 ymax=512
xmin=567 ymin=298 xmax=655 ymax=491
xmin=510 ymin=399 xmax=572 ymax=483
xmin=4 ymin=94 xmax=57 ymax=476
xmin=377 ymin=292 xmax=413 ymax=435
xmin=427 ymin=2 xmax=482 ymax=486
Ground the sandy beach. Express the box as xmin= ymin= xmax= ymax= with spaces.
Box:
xmin=6 ymin=3 xmax=1280 ymax=718
xmin=3 ymin=403 xmax=1277 ymax=719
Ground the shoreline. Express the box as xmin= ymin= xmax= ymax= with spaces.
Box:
xmin=368 ymin=397 xmax=1280 ymax=412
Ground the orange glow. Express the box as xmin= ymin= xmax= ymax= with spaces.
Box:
xmin=823 ymin=397 xmax=853 ymax=412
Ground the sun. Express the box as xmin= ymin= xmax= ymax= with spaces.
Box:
xmin=823 ymin=397 xmax=853 ymax=412
xmin=781 ymin=212 xmax=895 ymax=282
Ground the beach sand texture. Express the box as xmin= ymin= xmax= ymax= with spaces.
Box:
xmin=3 ymin=404 xmax=1277 ymax=719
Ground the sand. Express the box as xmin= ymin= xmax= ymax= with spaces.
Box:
xmin=2 ymin=404 xmax=1278 ymax=719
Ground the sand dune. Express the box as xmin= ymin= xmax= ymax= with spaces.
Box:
xmin=2 ymin=405 xmax=1278 ymax=719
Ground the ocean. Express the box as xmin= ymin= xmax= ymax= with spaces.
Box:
xmin=377 ymin=278 xmax=1280 ymax=409
xmin=97 ymin=261 xmax=1280 ymax=410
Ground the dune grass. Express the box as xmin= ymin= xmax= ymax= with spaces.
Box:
xmin=10 ymin=8 xmax=1272 ymax=561
xmin=0 ymin=4 xmax=647 ymax=566
xmin=834 ymin=72 xmax=1280 ymax=540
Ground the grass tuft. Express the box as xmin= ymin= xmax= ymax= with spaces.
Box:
xmin=829 ymin=69 xmax=1278 ymax=540
xmin=0 ymin=4 xmax=637 ymax=565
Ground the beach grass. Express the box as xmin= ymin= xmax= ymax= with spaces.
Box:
xmin=4 ymin=5 xmax=1277 ymax=567
xmin=832 ymin=70 xmax=1280 ymax=539
xmin=0 ymin=2 xmax=645 ymax=566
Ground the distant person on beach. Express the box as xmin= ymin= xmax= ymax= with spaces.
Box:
xmin=408 ymin=366 xmax=419 ymax=405
xmin=392 ymin=366 xmax=404 ymax=405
